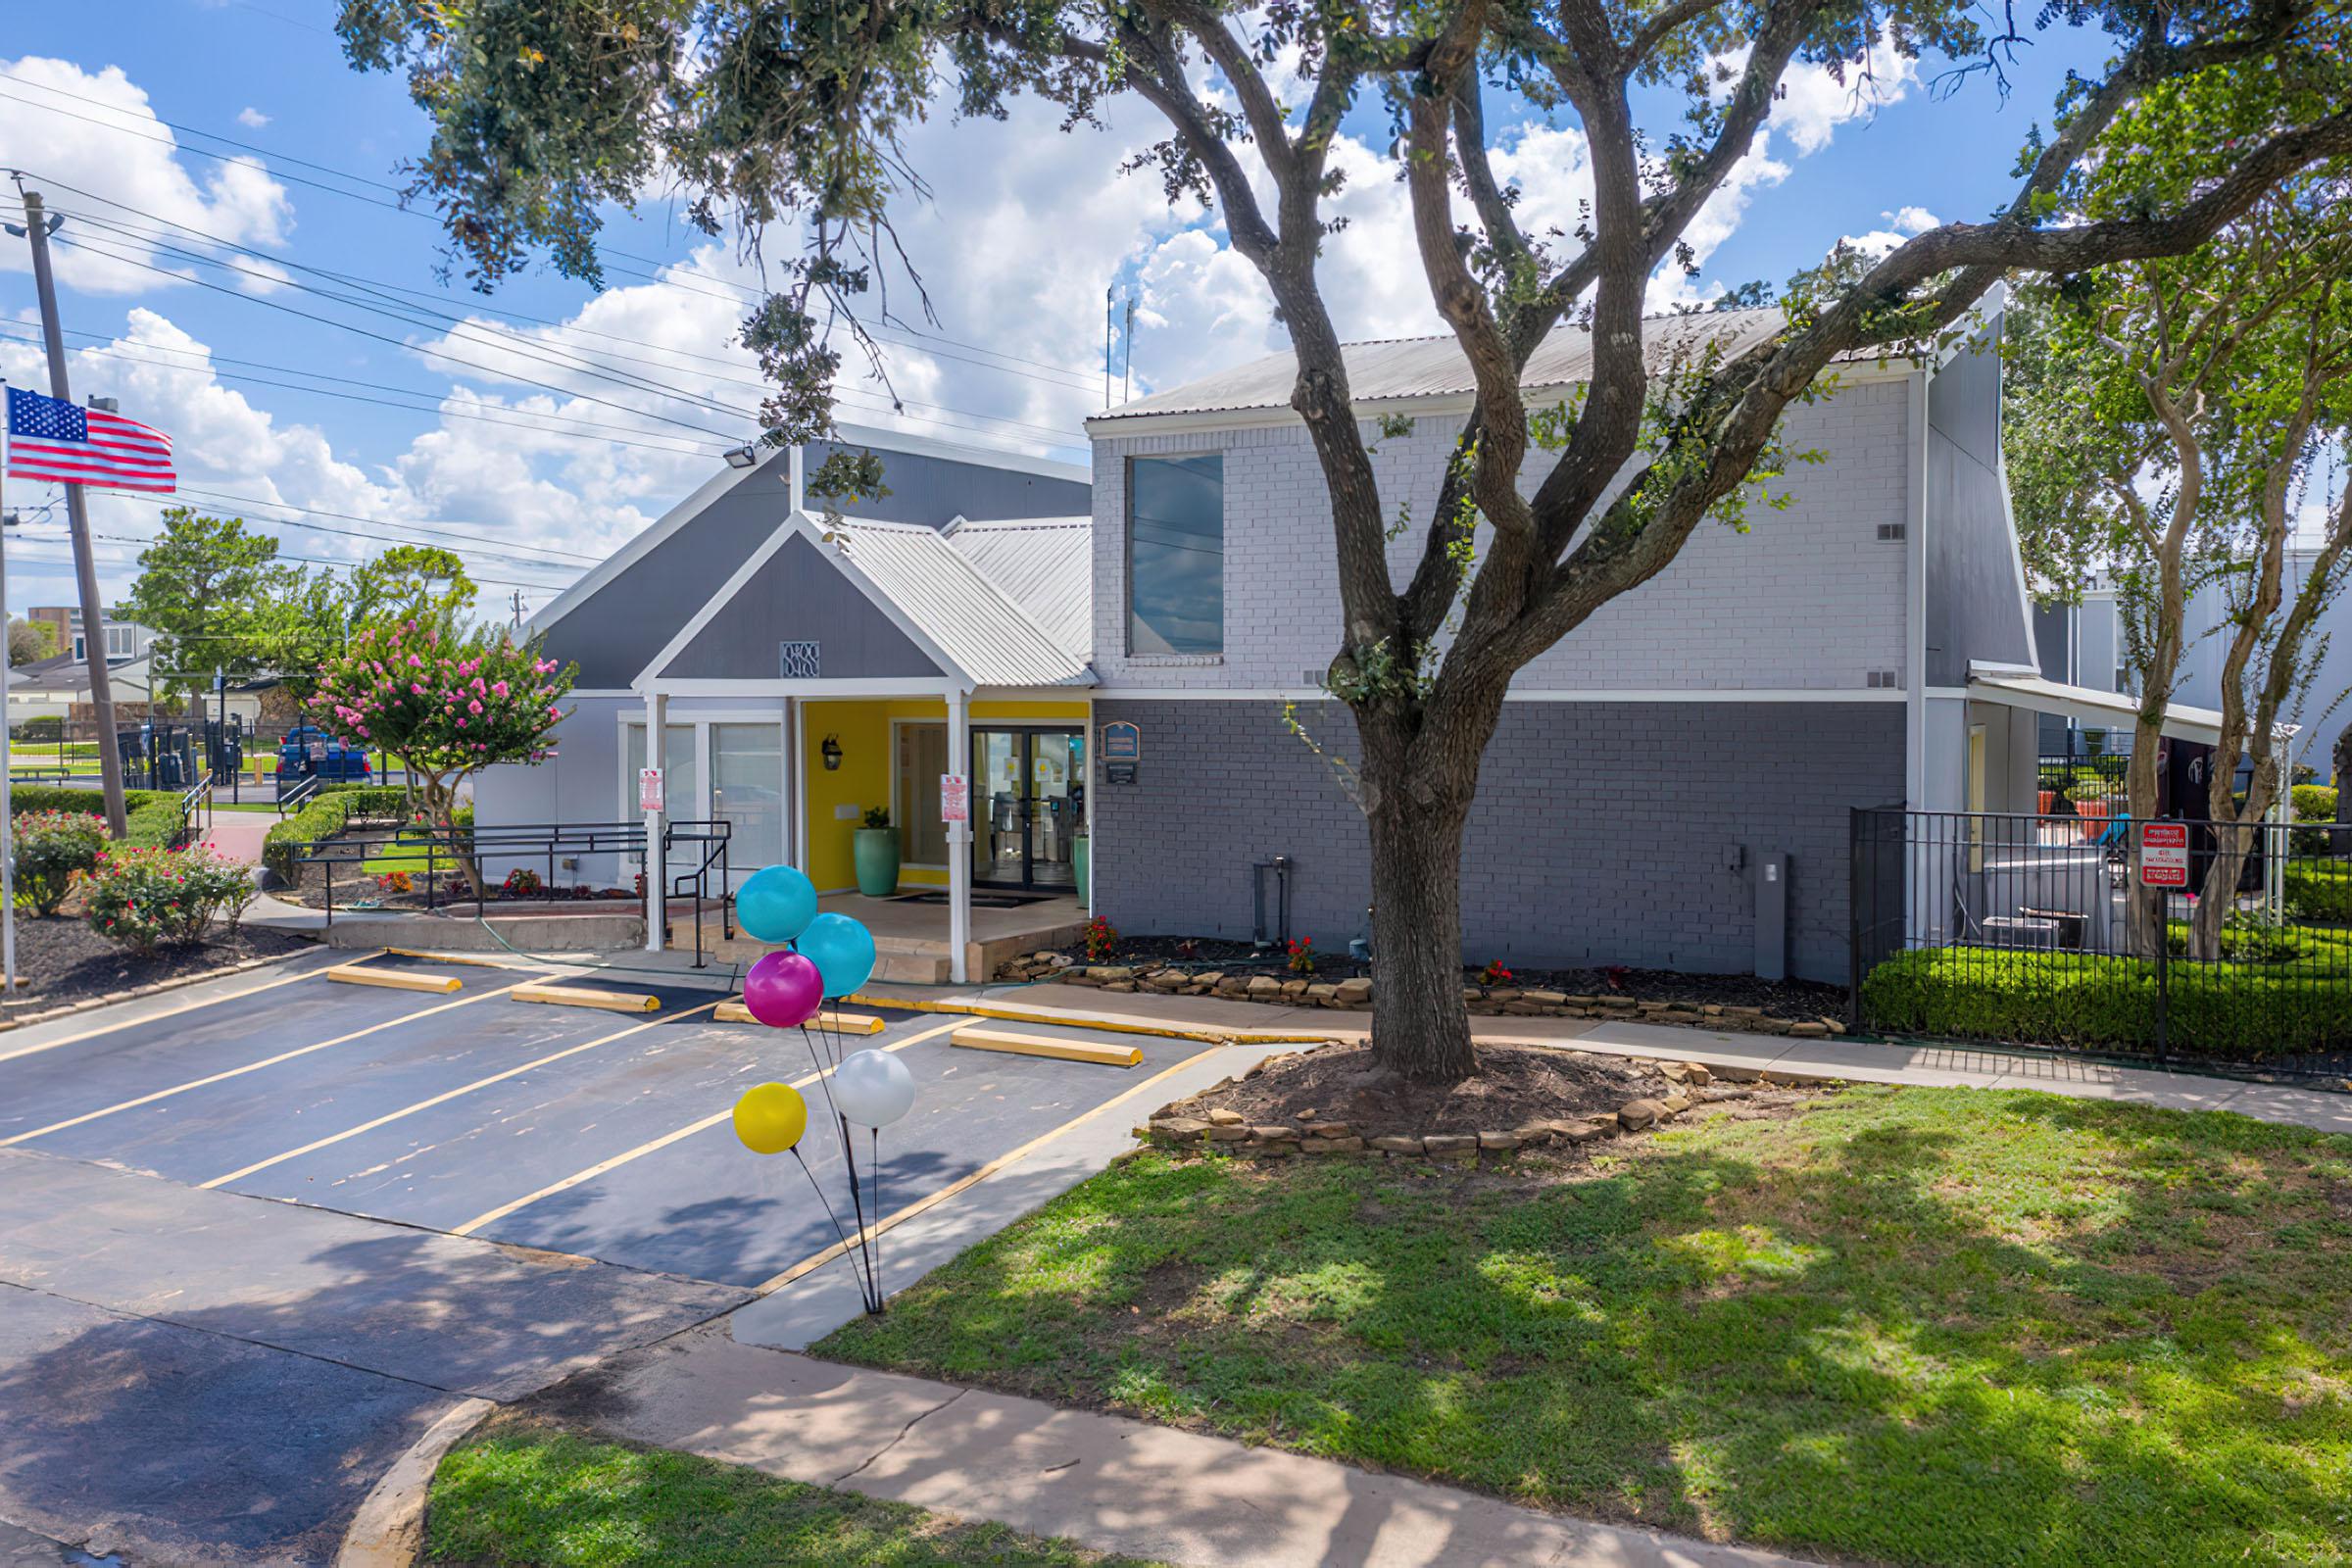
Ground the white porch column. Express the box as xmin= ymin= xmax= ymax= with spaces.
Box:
xmin=784 ymin=695 xmax=803 ymax=867
xmin=643 ymin=688 xmax=667 ymax=953
xmin=947 ymin=686 xmax=972 ymax=984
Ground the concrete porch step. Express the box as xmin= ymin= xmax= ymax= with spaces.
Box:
xmin=873 ymin=952 xmax=950 ymax=984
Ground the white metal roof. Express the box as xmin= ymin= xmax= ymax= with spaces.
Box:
xmin=1965 ymin=667 xmax=2297 ymax=749
xmin=832 ymin=517 xmax=1095 ymax=688
xmin=1090 ymin=307 xmax=1884 ymax=424
xmin=942 ymin=516 xmax=1092 ymax=659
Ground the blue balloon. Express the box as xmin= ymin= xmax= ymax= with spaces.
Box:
xmin=797 ymin=911 xmax=877 ymax=998
xmin=738 ymin=864 xmax=818 ymax=946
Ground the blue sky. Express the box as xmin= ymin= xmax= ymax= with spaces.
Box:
xmin=0 ymin=0 xmax=2111 ymax=621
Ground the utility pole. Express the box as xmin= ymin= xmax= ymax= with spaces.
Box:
xmin=1123 ymin=296 xmax=1136 ymax=404
xmin=18 ymin=189 xmax=127 ymax=836
xmin=509 ymin=588 xmax=526 ymax=628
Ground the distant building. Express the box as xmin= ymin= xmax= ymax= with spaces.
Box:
xmin=24 ymin=606 xmax=156 ymax=665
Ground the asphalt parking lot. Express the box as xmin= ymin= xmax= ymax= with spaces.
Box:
xmin=0 ymin=949 xmax=1212 ymax=1565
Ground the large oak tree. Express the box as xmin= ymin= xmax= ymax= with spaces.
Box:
xmin=339 ymin=0 xmax=2352 ymax=1078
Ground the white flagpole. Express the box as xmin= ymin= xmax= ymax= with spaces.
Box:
xmin=1 ymin=378 xmax=17 ymax=1001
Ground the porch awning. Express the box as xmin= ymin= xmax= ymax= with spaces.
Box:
xmin=1965 ymin=664 xmax=2297 ymax=750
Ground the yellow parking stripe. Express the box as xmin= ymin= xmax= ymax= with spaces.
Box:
xmin=753 ymin=1042 xmax=1227 ymax=1296
xmin=200 ymin=1000 xmax=723 ymax=1190
xmin=0 ymin=979 xmax=540 ymax=1149
xmin=0 ymin=958 xmax=348 ymax=1066
xmin=447 ymin=1015 xmax=967 ymax=1238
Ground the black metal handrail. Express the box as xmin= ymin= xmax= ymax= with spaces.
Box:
xmin=275 ymin=772 xmax=323 ymax=815
xmin=277 ymin=817 xmax=735 ymax=965
xmin=664 ymin=820 xmax=734 ymax=967
xmin=172 ymin=771 xmax=215 ymax=851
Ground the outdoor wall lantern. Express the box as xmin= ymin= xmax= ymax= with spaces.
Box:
xmin=821 ymin=734 xmax=844 ymax=771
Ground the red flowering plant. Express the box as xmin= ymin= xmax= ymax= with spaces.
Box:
xmin=79 ymin=845 xmax=255 ymax=952
xmin=1477 ymin=958 xmax=1514 ymax=988
xmin=1286 ymin=936 xmax=1317 ymax=975
xmin=1083 ymin=915 xmax=1118 ymax=962
xmin=308 ymin=615 xmax=574 ymax=895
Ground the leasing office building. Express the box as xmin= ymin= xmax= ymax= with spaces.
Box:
xmin=487 ymin=302 xmax=2239 ymax=984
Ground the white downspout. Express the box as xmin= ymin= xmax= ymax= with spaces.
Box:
xmin=947 ymin=686 xmax=971 ymax=984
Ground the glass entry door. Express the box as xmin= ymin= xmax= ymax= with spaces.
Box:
xmin=971 ymin=727 xmax=1084 ymax=890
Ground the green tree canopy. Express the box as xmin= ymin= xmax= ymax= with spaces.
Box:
xmin=348 ymin=545 xmax=476 ymax=628
xmin=338 ymin=0 xmax=2352 ymax=1079
xmin=122 ymin=509 xmax=301 ymax=703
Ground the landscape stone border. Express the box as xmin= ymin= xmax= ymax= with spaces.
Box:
xmin=1000 ymin=953 xmax=1848 ymax=1040
xmin=1139 ymin=1055 xmax=1845 ymax=1163
xmin=0 ymin=948 xmax=309 ymax=1032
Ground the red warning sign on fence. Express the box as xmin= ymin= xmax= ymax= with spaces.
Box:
xmin=2139 ymin=820 xmax=2189 ymax=888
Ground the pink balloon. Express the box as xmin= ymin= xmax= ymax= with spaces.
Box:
xmin=743 ymin=951 xmax=823 ymax=1029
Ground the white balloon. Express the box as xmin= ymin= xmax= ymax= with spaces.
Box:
xmin=832 ymin=1048 xmax=915 ymax=1128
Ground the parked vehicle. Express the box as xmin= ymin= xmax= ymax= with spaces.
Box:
xmin=274 ymin=724 xmax=370 ymax=783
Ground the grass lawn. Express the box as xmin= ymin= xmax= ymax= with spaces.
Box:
xmin=822 ymin=1085 xmax=2352 ymax=1568
xmin=423 ymin=1417 xmax=1165 ymax=1568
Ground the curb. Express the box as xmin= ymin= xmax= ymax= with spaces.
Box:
xmin=843 ymin=990 xmax=1342 ymax=1047
xmin=0 ymin=945 xmax=320 ymax=1031
xmin=334 ymin=1396 xmax=495 ymax=1568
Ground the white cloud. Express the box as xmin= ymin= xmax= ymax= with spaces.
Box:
xmin=1769 ymin=35 xmax=1922 ymax=155
xmin=1838 ymin=205 xmax=1942 ymax=259
xmin=236 ymin=107 xmax=270 ymax=128
xmin=0 ymin=57 xmax=295 ymax=295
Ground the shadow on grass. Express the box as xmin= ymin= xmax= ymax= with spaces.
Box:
xmin=820 ymin=1087 xmax=2352 ymax=1568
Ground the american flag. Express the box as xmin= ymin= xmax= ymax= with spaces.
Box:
xmin=5 ymin=387 xmax=174 ymax=493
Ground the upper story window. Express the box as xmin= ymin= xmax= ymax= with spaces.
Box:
xmin=1126 ymin=454 xmax=1224 ymax=656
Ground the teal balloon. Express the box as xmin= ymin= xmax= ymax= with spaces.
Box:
xmin=797 ymin=911 xmax=876 ymax=998
xmin=738 ymin=864 xmax=818 ymax=946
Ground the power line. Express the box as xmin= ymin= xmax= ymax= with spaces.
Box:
xmin=47 ymin=232 xmax=754 ymax=443
xmin=49 ymin=201 xmax=1091 ymax=444
xmin=0 ymin=79 xmax=1107 ymax=384
xmin=0 ymin=321 xmax=724 ymax=459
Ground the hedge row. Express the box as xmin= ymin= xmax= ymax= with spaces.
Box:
xmin=10 ymin=786 xmax=187 ymax=850
xmin=1860 ymin=939 xmax=2352 ymax=1058
xmin=262 ymin=786 xmax=415 ymax=881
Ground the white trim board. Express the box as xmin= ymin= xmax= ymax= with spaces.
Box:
xmin=1092 ymin=687 xmax=1911 ymax=704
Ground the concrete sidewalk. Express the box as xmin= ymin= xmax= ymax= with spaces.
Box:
xmin=582 ymin=1326 xmax=1807 ymax=1568
xmin=858 ymin=978 xmax=2352 ymax=1139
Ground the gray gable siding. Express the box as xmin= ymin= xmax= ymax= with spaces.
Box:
xmin=805 ymin=441 xmax=1091 ymax=525
xmin=544 ymin=462 xmax=795 ymax=688
xmin=1925 ymin=336 xmax=2034 ymax=686
xmin=661 ymin=534 xmax=944 ymax=681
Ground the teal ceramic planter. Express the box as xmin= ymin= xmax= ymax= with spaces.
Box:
xmin=1073 ymin=833 xmax=1091 ymax=908
xmin=853 ymin=827 xmax=902 ymax=897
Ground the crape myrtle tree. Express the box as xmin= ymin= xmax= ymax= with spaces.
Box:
xmin=2008 ymin=65 xmax=2352 ymax=959
xmin=338 ymin=0 xmax=2352 ymax=1080
xmin=309 ymin=617 xmax=575 ymax=893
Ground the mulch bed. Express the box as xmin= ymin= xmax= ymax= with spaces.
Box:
xmin=1168 ymin=1042 xmax=1675 ymax=1140
xmin=1043 ymin=934 xmax=1845 ymax=1022
xmin=0 ymin=911 xmax=314 ymax=1018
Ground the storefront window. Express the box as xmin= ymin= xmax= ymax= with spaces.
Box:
xmin=712 ymin=723 xmax=784 ymax=867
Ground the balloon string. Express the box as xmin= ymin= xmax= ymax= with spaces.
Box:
xmin=836 ymin=1111 xmax=880 ymax=1312
xmin=799 ymin=1022 xmax=853 ymax=1163
xmin=789 ymin=1145 xmax=862 ymax=1285
xmin=868 ymin=1124 xmax=884 ymax=1314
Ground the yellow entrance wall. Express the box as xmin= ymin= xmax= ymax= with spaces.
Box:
xmin=800 ymin=699 xmax=1090 ymax=891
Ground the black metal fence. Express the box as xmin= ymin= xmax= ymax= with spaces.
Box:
xmin=8 ymin=717 xmax=248 ymax=794
xmin=2036 ymin=752 xmax=2130 ymax=820
xmin=1851 ymin=806 xmax=2352 ymax=1077
xmin=275 ymin=818 xmax=735 ymax=966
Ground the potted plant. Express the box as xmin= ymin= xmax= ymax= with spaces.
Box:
xmin=1073 ymin=824 xmax=1090 ymax=909
xmin=853 ymin=805 xmax=901 ymax=897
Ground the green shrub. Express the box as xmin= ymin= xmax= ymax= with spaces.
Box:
xmin=2292 ymin=784 xmax=2337 ymax=821
xmin=13 ymin=809 xmax=106 ymax=915
xmin=260 ymin=787 xmax=444 ymax=881
xmin=80 ymin=845 xmax=256 ymax=952
xmin=2065 ymin=780 xmax=2117 ymax=806
xmin=1861 ymin=935 xmax=2352 ymax=1057
xmin=2286 ymin=860 xmax=2352 ymax=923
xmin=16 ymin=716 xmax=63 ymax=743
xmin=8 ymin=786 xmax=172 ymax=816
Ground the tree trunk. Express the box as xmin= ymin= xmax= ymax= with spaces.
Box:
xmin=1365 ymin=789 xmax=1477 ymax=1081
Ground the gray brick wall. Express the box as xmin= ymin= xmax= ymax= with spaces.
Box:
xmin=1091 ymin=377 xmax=1913 ymax=694
xmin=1092 ymin=698 xmax=1904 ymax=984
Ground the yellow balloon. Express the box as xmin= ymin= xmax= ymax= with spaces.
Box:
xmin=732 ymin=1081 xmax=808 ymax=1155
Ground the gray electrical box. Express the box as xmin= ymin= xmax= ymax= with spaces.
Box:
xmin=1754 ymin=851 xmax=1788 ymax=982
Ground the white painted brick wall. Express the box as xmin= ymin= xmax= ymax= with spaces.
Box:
xmin=1090 ymin=377 xmax=1913 ymax=692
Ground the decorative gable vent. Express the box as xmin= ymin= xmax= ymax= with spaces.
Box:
xmin=1877 ymin=522 xmax=1905 ymax=541
xmin=779 ymin=640 xmax=822 ymax=679
xmin=1864 ymin=668 xmax=1902 ymax=689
